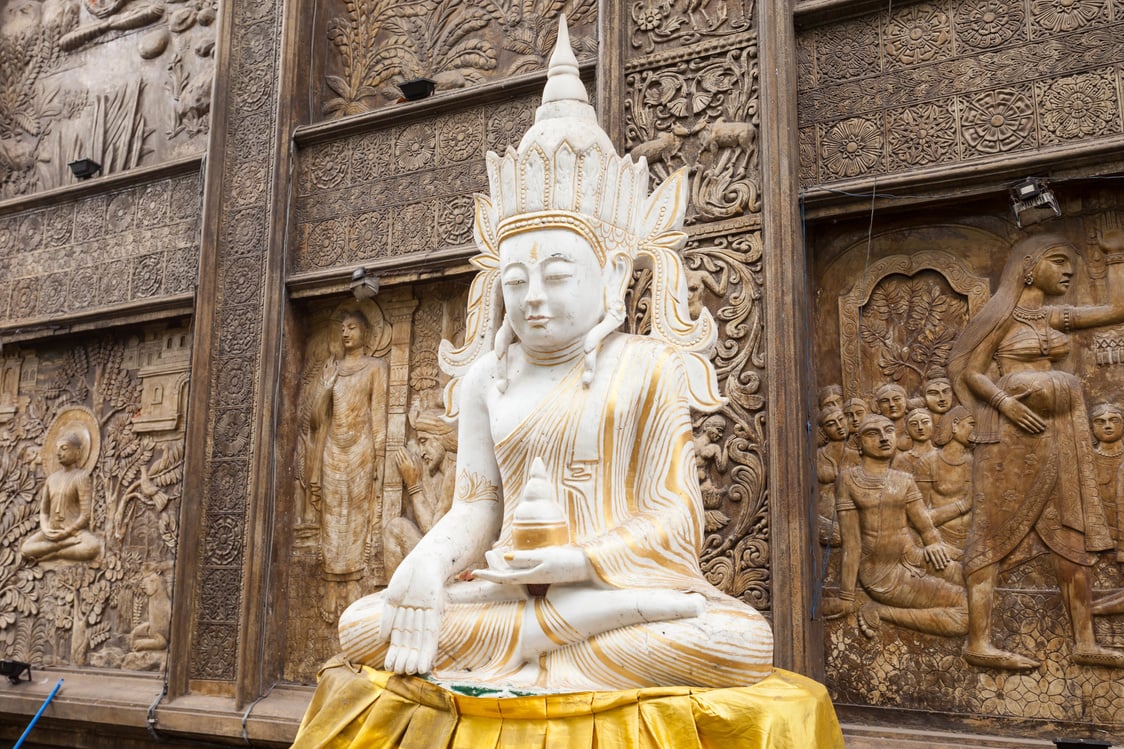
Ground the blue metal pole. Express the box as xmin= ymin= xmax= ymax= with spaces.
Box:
xmin=13 ymin=677 xmax=63 ymax=749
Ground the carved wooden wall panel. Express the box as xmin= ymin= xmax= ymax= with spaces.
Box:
xmin=0 ymin=170 xmax=200 ymax=327
xmin=187 ymin=0 xmax=281 ymax=684
xmin=0 ymin=0 xmax=215 ymax=198
xmin=294 ymin=95 xmax=540 ymax=274
xmin=0 ymin=322 xmax=189 ymax=672
xmin=813 ymin=190 xmax=1124 ymax=735
xmin=623 ymin=0 xmax=770 ymax=611
xmin=312 ymin=0 xmax=596 ymax=120
xmin=797 ymin=0 xmax=1124 ymax=185
xmin=281 ymin=281 xmax=466 ymax=682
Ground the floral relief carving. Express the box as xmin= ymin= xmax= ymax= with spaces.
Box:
xmin=820 ymin=117 xmax=883 ymax=179
xmin=960 ymin=87 xmax=1036 ymax=155
xmin=813 ymin=19 xmax=881 ymax=82
xmin=798 ymin=2 xmax=1124 ymax=185
xmin=1036 ymin=69 xmax=1121 ymax=143
xmin=884 ymin=4 xmax=951 ymax=65
xmin=320 ymin=0 xmax=595 ymax=118
xmin=954 ymin=0 xmax=1025 ymax=50
xmin=294 ymin=96 xmax=536 ymax=274
xmin=886 ymin=103 xmax=959 ymax=169
xmin=1030 ymin=0 xmax=1107 ymax=35
xmin=0 ymin=172 xmax=200 ymax=326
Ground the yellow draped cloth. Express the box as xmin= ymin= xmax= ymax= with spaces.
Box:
xmin=292 ymin=658 xmax=844 ymax=749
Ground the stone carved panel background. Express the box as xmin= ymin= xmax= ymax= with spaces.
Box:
xmin=623 ymin=0 xmax=768 ymax=611
xmin=0 ymin=0 xmax=215 ymax=198
xmin=314 ymin=0 xmax=596 ymax=119
xmin=797 ymin=0 xmax=1124 ymax=185
xmin=0 ymin=323 xmax=189 ymax=672
xmin=294 ymin=93 xmax=545 ymax=274
xmin=0 ymin=170 xmax=200 ymax=326
xmin=813 ymin=192 xmax=1124 ymax=734
xmin=282 ymin=281 xmax=466 ymax=682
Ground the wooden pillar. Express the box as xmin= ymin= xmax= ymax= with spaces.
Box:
xmin=759 ymin=0 xmax=823 ymax=678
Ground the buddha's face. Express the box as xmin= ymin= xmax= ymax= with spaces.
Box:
xmin=820 ymin=410 xmax=847 ymax=442
xmin=1033 ymin=247 xmax=1074 ymax=297
xmin=876 ymin=388 xmax=907 ymax=419
xmin=1093 ymin=410 xmax=1123 ymax=444
xmin=340 ymin=316 xmax=364 ymax=351
xmin=56 ymin=437 xmax=79 ymax=467
xmin=500 ymin=229 xmax=617 ymax=352
xmin=906 ymin=412 xmax=933 ymax=442
xmin=923 ymin=380 xmax=952 ymax=414
xmin=859 ymin=421 xmax=895 ymax=460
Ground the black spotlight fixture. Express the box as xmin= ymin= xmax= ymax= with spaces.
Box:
xmin=1053 ymin=739 xmax=1111 ymax=749
xmin=396 ymin=78 xmax=436 ymax=101
xmin=67 ymin=158 xmax=102 ymax=180
xmin=0 ymin=659 xmax=32 ymax=685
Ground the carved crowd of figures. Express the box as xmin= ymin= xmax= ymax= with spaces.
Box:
xmin=820 ymin=229 xmax=1124 ymax=672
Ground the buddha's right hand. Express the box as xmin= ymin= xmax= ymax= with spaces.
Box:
xmin=380 ymin=555 xmax=445 ymax=674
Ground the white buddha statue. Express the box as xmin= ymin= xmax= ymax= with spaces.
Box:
xmin=338 ymin=18 xmax=773 ymax=692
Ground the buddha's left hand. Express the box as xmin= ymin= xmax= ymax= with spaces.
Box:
xmin=473 ymin=545 xmax=594 ymax=586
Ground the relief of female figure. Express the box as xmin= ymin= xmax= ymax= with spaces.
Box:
xmin=308 ymin=309 xmax=389 ymax=616
xmin=915 ymin=405 xmax=975 ymax=556
xmin=948 ymin=231 xmax=1124 ymax=670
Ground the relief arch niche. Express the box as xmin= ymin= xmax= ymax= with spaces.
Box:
xmin=834 ymin=227 xmax=998 ymax=400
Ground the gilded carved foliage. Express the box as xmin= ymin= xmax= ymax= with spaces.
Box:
xmin=798 ymin=0 xmax=1124 ymax=184
xmin=0 ymin=0 xmax=215 ymax=198
xmin=295 ymin=95 xmax=539 ymax=274
xmin=0 ymin=326 xmax=188 ymax=672
xmin=319 ymin=0 xmax=595 ymax=118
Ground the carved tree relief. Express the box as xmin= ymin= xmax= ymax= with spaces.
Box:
xmin=0 ymin=0 xmax=215 ymax=198
xmin=0 ymin=324 xmax=188 ymax=672
xmin=319 ymin=0 xmax=596 ymax=118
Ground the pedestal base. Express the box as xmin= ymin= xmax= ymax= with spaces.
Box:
xmin=292 ymin=657 xmax=844 ymax=749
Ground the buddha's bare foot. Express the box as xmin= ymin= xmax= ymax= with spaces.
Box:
xmin=857 ymin=603 xmax=881 ymax=638
xmin=1073 ymin=645 xmax=1124 ymax=668
xmin=963 ymin=645 xmax=1039 ymax=671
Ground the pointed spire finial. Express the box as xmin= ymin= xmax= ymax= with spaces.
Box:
xmin=542 ymin=14 xmax=586 ymax=105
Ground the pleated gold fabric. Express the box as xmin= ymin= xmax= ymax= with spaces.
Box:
xmin=292 ymin=658 xmax=844 ymax=749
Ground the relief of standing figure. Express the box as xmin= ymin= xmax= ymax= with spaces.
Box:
xmin=949 ymin=231 xmax=1124 ymax=670
xmin=307 ymin=308 xmax=390 ymax=618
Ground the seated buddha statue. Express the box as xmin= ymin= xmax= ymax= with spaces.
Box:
xmin=338 ymin=19 xmax=773 ymax=692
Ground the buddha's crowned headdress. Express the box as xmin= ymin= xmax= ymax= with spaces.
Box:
xmin=440 ymin=17 xmax=721 ymax=416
